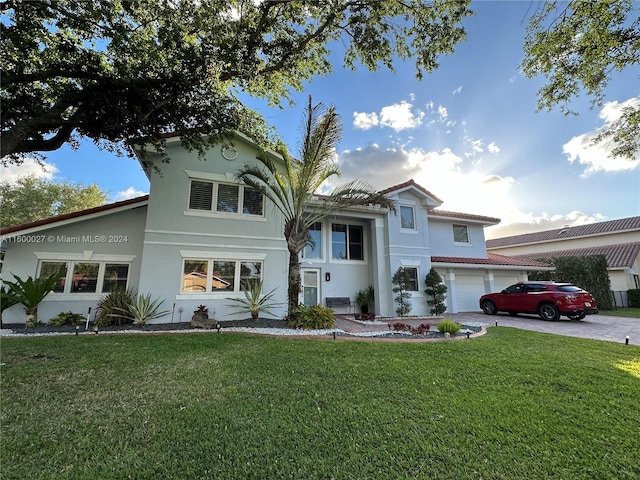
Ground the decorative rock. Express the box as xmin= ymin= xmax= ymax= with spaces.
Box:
xmin=190 ymin=314 xmax=217 ymax=329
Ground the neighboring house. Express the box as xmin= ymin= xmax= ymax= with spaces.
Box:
xmin=1 ymin=133 xmax=550 ymax=324
xmin=486 ymin=217 xmax=640 ymax=307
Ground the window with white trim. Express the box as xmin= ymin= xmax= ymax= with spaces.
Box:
xmin=400 ymin=205 xmax=416 ymax=230
xmin=302 ymin=222 xmax=322 ymax=259
xmin=331 ymin=223 xmax=364 ymax=260
xmin=404 ymin=266 xmax=419 ymax=291
xmin=181 ymin=258 xmax=262 ymax=293
xmin=38 ymin=260 xmax=130 ymax=294
xmin=188 ymin=179 xmax=263 ymax=216
xmin=453 ymin=224 xmax=470 ymax=244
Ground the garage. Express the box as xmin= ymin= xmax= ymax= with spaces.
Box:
xmin=455 ymin=274 xmax=485 ymax=312
xmin=493 ymin=275 xmax=520 ymax=293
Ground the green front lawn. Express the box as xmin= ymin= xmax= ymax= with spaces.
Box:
xmin=600 ymin=307 xmax=640 ymax=318
xmin=2 ymin=329 xmax=639 ymax=479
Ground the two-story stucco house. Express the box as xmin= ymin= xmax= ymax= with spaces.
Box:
xmin=1 ymin=133 xmax=550 ymax=324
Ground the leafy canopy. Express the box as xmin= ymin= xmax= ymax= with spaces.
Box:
xmin=0 ymin=175 xmax=108 ymax=227
xmin=521 ymin=0 xmax=639 ymax=160
xmin=1 ymin=0 xmax=473 ymax=164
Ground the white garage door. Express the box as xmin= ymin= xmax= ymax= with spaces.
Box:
xmin=493 ymin=276 xmax=520 ymax=293
xmin=455 ymin=275 xmax=485 ymax=312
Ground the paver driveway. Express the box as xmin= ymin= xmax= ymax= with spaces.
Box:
xmin=451 ymin=311 xmax=639 ymax=346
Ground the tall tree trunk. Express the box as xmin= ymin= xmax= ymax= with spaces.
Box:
xmin=287 ymin=248 xmax=301 ymax=316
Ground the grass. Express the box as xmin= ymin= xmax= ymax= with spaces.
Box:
xmin=600 ymin=307 xmax=640 ymax=318
xmin=1 ymin=329 xmax=639 ymax=479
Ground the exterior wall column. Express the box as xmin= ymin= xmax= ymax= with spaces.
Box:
xmin=371 ymin=217 xmax=391 ymax=316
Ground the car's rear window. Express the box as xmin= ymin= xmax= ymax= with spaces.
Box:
xmin=555 ymin=285 xmax=583 ymax=292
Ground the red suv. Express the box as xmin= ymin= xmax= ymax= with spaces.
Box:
xmin=479 ymin=282 xmax=598 ymax=321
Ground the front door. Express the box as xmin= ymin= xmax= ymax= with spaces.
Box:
xmin=301 ymin=268 xmax=320 ymax=306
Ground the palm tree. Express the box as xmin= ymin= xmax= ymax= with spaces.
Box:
xmin=237 ymin=97 xmax=396 ymax=315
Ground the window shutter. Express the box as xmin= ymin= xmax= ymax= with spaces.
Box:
xmin=217 ymin=184 xmax=239 ymax=213
xmin=189 ymin=181 xmax=213 ymax=210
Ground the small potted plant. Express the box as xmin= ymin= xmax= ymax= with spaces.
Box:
xmin=355 ymin=288 xmax=372 ymax=315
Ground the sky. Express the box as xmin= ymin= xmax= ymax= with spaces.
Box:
xmin=2 ymin=1 xmax=639 ymax=239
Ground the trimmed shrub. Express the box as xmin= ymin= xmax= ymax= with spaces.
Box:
xmin=628 ymin=289 xmax=640 ymax=308
xmin=392 ymin=267 xmax=412 ymax=317
xmin=287 ymin=304 xmax=335 ymax=330
xmin=48 ymin=311 xmax=85 ymax=326
xmin=437 ymin=319 xmax=461 ymax=335
xmin=424 ymin=267 xmax=447 ymax=315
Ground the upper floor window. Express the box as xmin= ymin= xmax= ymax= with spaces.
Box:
xmin=331 ymin=224 xmax=364 ymax=260
xmin=400 ymin=206 xmax=416 ymax=230
xmin=302 ymin=222 xmax=322 ymax=259
xmin=38 ymin=260 xmax=130 ymax=294
xmin=453 ymin=224 xmax=470 ymax=244
xmin=189 ymin=179 xmax=263 ymax=216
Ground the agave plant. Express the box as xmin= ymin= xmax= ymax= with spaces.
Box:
xmin=94 ymin=287 xmax=137 ymax=326
xmin=114 ymin=293 xmax=170 ymax=327
xmin=2 ymin=271 xmax=64 ymax=325
xmin=226 ymin=280 xmax=282 ymax=321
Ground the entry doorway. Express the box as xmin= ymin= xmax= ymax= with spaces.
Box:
xmin=301 ymin=268 xmax=320 ymax=306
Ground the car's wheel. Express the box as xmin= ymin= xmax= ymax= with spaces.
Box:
xmin=538 ymin=303 xmax=560 ymax=321
xmin=481 ymin=300 xmax=497 ymax=315
xmin=567 ymin=313 xmax=586 ymax=320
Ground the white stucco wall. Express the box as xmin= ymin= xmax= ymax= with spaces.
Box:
xmin=1 ymin=205 xmax=147 ymax=324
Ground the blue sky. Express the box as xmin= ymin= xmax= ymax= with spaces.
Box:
xmin=2 ymin=1 xmax=638 ymax=239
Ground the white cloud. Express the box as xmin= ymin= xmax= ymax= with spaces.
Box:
xmin=353 ymin=111 xmax=379 ymax=130
xmin=452 ymin=86 xmax=462 ymax=95
xmin=487 ymin=142 xmax=501 ymax=154
xmin=114 ymin=186 xmax=148 ymax=201
xmin=379 ymin=101 xmax=424 ymax=131
xmin=334 ymin=142 xmax=608 ymax=239
xmin=0 ymin=158 xmax=58 ymax=183
xmin=352 ymin=100 xmax=424 ymax=132
xmin=465 ymin=138 xmax=484 ymax=157
xmin=563 ymin=97 xmax=640 ymax=174
xmin=437 ymin=106 xmax=448 ymax=121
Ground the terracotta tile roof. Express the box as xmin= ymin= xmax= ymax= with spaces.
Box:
xmin=431 ymin=253 xmax=551 ymax=268
xmin=0 ymin=195 xmax=149 ymax=236
xmin=428 ymin=209 xmax=501 ymax=225
xmin=379 ymin=179 xmax=444 ymax=203
xmin=511 ymin=242 xmax=640 ymax=269
xmin=486 ymin=216 xmax=640 ymax=248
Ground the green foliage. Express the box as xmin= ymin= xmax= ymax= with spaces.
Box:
xmin=0 ymin=175 xmax=108 ymax=227
xmin=1 ymin=0 xmax=472 ymax=162
xmin=115 ymin=293 xmax=170 ymax=327
xmin=237 ymin=98 xmax=396 ymax=315
xmin=424 ymin=267 xmax=448 ymax=315
xmin=521 ymin=0 xmax=639 ymax=160
xmin=437 ymin=318 xmax=461 ymax=335
xmin=287 ymin=304 xmax=335 ymax=330
xmin=94 ymin=288 xmax=137 ymax=326
xmin=1 ymin=271 xmax=64 ymax=319
xmin=355 ymin=286 xmax=374 ymax=311
xmin=1 ymin=285 xmax=19 ymax=314
xmin=628 ymin=289 xmax=640 ymax=308
xmin=529 ymin=255 xmax=613 ymax=310
xmin=391 ymin=267 xmax=412 ymax=317
xmin=48 ymin=311 xmax=85 ymax=326
xmin=226 ymin=280 xmax=282 ymax=321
